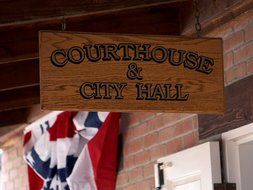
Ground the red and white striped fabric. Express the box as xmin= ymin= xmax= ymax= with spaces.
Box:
xmin=23 ymin=111 xmax=120 ymax=190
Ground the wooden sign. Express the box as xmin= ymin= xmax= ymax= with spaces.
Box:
xmin=40 ymin=31 xmax=224 ymax=113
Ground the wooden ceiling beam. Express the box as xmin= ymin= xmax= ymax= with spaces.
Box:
xmin=0 ymin=85 xmax=40 ymax=111
xmin=0 ymin=0 xmax=187 ymax=25
xmin=198 ymin=74 xmax=253 ymax=140
xmin=0 ymin=108 xmax=28 ymax=127
xmin=0 ymin=59 xmax=39 ymax=92
xmin=180 ymin=0 xmax=253 ymax=35
xmin=0 ymin=4 xmax=181 ymax=63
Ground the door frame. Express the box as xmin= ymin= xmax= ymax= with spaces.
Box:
xmin=222 ymin=122 xmax=253 ymax=190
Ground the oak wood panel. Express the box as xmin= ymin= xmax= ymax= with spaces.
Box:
xmin=0 ymin=108 xmax=28 ymax=127
xmin=40 ymin=31 xmax=224 ymax=113
xmin=0 ymin=0 xmax=186 ymax=25
xmin=0 ymin=85 xmax=40 ymax=111
xmin=0 ymin=59 xmax=39 ymax=91
xmin=0 ymin=4 xmax=180 ymax=63
xmin=199 ymin=74 xmax=253 ymax=140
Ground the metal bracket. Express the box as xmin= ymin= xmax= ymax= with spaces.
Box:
xmin=154 ymin=162 xmax=173 ymax=189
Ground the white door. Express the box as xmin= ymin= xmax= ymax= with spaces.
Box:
xmin=222 ymin=122 xmax=253 ymax=190
xmin=155 ymin=142 xmax=222 ymax=190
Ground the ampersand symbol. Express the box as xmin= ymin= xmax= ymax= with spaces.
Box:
xmin=127 ymin=62 xmax=143 ymax=80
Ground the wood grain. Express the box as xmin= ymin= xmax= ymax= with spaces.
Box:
xmin=0 ymin=108 xmax=28 ymax=127
xmin=0 ymin=59 xmax=39 ymax=91
xmin=40 ymin=31 xmax=224 ymax=113
xmin=0 ymin=0 xmax=186 ymax=25
xmin=199 ymin=74 xmax=253 ymax=139
xmin=0 ymin=4 xmax=180 ymax=63
xmin=0 ymin=85 xmax=40 ymax=111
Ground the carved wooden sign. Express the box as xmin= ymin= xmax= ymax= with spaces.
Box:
xmin=40 ymin=31 xmax=224 ymax=113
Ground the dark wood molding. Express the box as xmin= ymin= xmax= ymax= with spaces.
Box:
xmin=0 ymin=3 xmax=181 ymax=63
xmin=0 ymin=59 xmax=39 ymax=91
xmin=0 ymin=85 xmax=40 ymax=111
xmin=199 ymin=74 xmax=253 ymax=140
xmin=0 ymin=0 xmax=187 ymax=26
xmin=181 ymin=0 xmax=253 ymax=36
xmin=0 ymin=108 xmax=28 ymax=127
xmin=214 ymin=183 xmax=236 ymax=190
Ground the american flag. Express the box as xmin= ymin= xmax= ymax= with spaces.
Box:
xmin=23 ymin=111 xmax=120 ymax=190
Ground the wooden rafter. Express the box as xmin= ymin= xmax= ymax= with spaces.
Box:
xmin=0 ymin=4 xmax=181 ymax=63
xmin=0 ymin=85 xmax=40 ymax=111
xmin=198 ymin=75 xmax=253 ymax=140
xmin=0 ymin=0 xmax=187 ymax=25
xmin=0 ymin=108 xmax=28 ymax=127
xmin=0 ymin=58 xmax=39 ymax=92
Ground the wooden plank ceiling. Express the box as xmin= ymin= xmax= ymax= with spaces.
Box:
xmin=0 ymin=0 xmax=189 ymax=127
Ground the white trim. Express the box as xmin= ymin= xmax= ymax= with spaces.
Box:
xmin=222 ymin=122 xmax=253 ymax=143
xmin=222 ymin=122 xmax=253 ymax=190
xmin=156 ymin=142 xmax=221 ymax=190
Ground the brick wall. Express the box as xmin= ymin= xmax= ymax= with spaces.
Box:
xmin=1 ymin=9 xmax=253 ymax=190
xmin=116 ymin=9 xmax=253 ymax=190
xmin=1 ymin=133 xmax=29 ymax=190
xmin=116 ymin=113 xmax=198 ymax=190
xmin=208 ymin=10 xmax=253 ymax=85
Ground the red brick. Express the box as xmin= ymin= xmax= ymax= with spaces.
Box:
xmin=144 ymin=132 xmax=158 ymax=148
xmin=225 ymin=63 xmax=247 ymax=83
xmin=183 ymin=132 xmax=198 ymax=148
xmin=234 ymin=41 xmax=253 ymax=63
xmin=158 ymin=126 xmax=174 ymax=142
xmin=127 ymin=113 xmax=141 ymax=126
xmin=116 ymin=172 xmax=129 ymax=186
xmin=160 ymin=113 xmax=178 ymax=125
xmin=174 ymin=118 xmax=194 ymax=136
xmin=136 ymin=112 xmax=155 ymax=121
xmin=128 ymin=113 xmax=154 ymax=126
xmin=150 ymin=144 xmax=167 ymax=161
xmin=123 ymin=127 xmax=134 ymax=142
xmin=224 ymin=51 xmax=234 ymax=69
xmin=149 ymin=113 xmax=191 ymax=132
xmin=192 ymin=115 xmax=199 ymax=129
xmin=146 ymin=115 xmax=163 ymax=131
xmin=160 ymin=113 xmax=192 ymax=129
xmin=224 ymin=30 xmax=244 ymax=52
xmin=137 ymin=178 xmax=154 ymax=190
xmin=134 ymin=150 xmax=150 ymax=165
xmin=143 ymin=162 xmax=155 ymax=178
xmin=124 ymin=138 xmax=144 ymax=156
xmin=232 ymin=11 xmax=252 ymax=30
xmin=133 ymin=122 xmax=152 ymax=138
xmin=245 ymin=22 xmax=253 ymax=41
xmin=128 ymin=167 xmax=143 ymax=182
xmin=124 ymin=155 xmax=135 ymax=169
xmin=167 ymin=138 xmax=183 ymax=155
xmin=124 ymin=183 xmax=138 ymax=190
